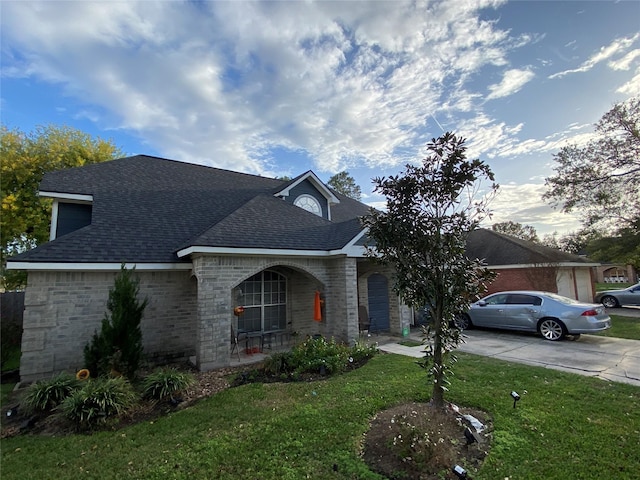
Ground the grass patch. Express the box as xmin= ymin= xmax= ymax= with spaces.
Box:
xmin=2 ymin=353 xmax=638 ymax=479
xmin=1 ymin=383 xmax=16 ymax=408
xmin=596 ymin=314 xmax=640 ymax=340
xmin=596 ymin=282 xmax=633 ymax=291
xmin=398 ymin=339 xmax=422 ymax=347
xmin=1 ymin=345 xmax=20 ymax=373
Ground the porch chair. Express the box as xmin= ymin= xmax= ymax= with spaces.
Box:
xmin=358 ymin=305 xmax=371 ymax=337
xmin=230 ymin=324 xmax=243 ymax=361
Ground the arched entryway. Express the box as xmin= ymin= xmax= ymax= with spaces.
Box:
xmin=367 ymin=273 xmax=390 ymax=332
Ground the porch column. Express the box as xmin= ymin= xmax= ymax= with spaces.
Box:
xmin=327 ymin=257 xmax=359 ymax=344
xmin=193 ymin=256 xmax=231 ymax=371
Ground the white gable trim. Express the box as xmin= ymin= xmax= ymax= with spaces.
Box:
xmin=6 ymin=262 xmax=193 ymax=272
xmin=177 ymin=246 xmax=350 ymax=258
xmin=275 ymin=171 xmax=340 ymax=204
xmin=487 ymin=263 xmax=600 ymax=269
xmin=40 ymin=191 xmax=94 ymax=202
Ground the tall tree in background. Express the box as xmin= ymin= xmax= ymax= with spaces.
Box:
xmin=328 ymin=171 xmax=362 ymax=200
xmin=544 ymin=97 xmax=640 ymax=233
xmin=492 ymin=221 xmax=539 ymax=243
xmin=1 ymin=125 xmax=123 ymax=289
xmin=586 ymin=224 xmax=640 ymax=270
xmin=362 ymin=132 xmax=498 ymax=408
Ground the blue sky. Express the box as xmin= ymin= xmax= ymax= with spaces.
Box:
xmin=2 ymin=0 xmax=639 ymax=236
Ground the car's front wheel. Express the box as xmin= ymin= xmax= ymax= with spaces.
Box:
xmin=538 ymin=318 xmax=566 ymax=341
xmin=454 ymin=313 xmax=472 ymax=330
xmin=601 ymin=295 xmax=619 ymax=308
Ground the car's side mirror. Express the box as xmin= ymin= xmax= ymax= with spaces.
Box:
xmin=477 ymin=300 xmax=487 ymax=307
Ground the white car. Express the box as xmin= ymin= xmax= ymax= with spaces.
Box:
xmin=594 ymin=283 xmax=640 ymax=308
xmin=456 ymin=291 xmax=611 ymax=341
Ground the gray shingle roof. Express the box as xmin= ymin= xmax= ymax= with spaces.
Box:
xmin=466 ymin=229 xmax=594 ymax=265
xmin=12 ymin=155 xmax=370 ymax=264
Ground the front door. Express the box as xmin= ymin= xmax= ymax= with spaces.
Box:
xmin=368 ymin=274 xmax=390 ymax=332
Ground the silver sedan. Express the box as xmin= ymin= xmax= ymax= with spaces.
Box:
xmin=456 ymin=291 xmax=611 ymax=341
xmin=594 ymin=283 xmax=640 ymax=308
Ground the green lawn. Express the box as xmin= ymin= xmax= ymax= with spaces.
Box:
xmin=597 ymin=314 xmax=640 ymax=340
xmin=596 ymin=282 xmax=633 ymax=291
xmin=2 ymin=353 xmax=639 ymax=480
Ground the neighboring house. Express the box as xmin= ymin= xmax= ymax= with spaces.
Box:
xmin=594 ymin=264 xmax=638 ymax=284
xmin=7 ymin=155 xmax=600 ymax=382
xmin=465 ymin=229 xmax=599 ymax=302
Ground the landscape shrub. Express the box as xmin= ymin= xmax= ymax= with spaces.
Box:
xmin=142 ymin=368 xmax=195 ymax=400
xmin=262 ymin=351 xmax=293 ymax=377
xmin=59 ymin=376 xmax=137 ymax=429
xmin=22 ymin=372 xmax=82 ymax=413
xmin=350 ymin=340 xmax=379 ymax=363
xmin=286 ymin=336 xmax=378 ymax=376
xmin=84 ymin=265 xmax=148 ymax=379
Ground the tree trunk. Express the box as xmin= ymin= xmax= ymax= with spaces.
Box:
xmin=430 ymin=313 xmax=445 ymax=408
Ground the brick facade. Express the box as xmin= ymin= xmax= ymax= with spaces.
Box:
xmin=18 ymin=255 xmax=419 ymax=381
xmin=20 ymin=270 xmax=197 ymax=382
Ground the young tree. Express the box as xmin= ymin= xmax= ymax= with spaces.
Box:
xmin=328 ymin=171 xmax=362 ymax=200
xmin=362 ymin=132 xmax=498 ymax=408
xmin=1 ymin=124 xmax=123 ymax=289
xmin=84 ymin=266 xmax=148 ymax=379
xmin=492 ymin=221 xmax=539 ymax=243
xmin=544 ymin=97 xmax=640 ymax=233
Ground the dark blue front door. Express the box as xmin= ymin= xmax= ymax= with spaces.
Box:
xmin=367 ymin=274 xmax=390 ymax=332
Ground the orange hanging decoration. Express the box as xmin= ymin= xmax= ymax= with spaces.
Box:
xmin=314 ymin=291 xmax=322 ymax=322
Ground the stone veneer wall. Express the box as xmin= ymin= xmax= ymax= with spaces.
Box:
xmin=20 ymin=270 xmax=197 ymax=382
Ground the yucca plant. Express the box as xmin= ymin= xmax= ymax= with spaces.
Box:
xmin=141 ymin=368 xmax=195 ymax=401
xmin=22 ymin=372 xmax=81 ymax=413
xmin=59 ymin=376 xmax=137 ymax=429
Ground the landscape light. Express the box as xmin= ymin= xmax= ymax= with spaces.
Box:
xmin=452 ymin=464 xmax=468 ymax=479
xmin=511 ymin=390 xmax=520 ymax=408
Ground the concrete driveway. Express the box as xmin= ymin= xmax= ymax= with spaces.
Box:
xmin=379 ymin=316 xmax=640 ymax=386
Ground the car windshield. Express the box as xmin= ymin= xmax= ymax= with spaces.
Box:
xmin=544 ymin=292 xmax=581 ymax=305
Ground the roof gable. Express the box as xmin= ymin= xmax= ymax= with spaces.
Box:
xmin=274 ymin=171 xmax=340 ymax=204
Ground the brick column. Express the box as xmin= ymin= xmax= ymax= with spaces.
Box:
xmin=192 ymin=256 xmax=231 ymax=371
xmin=326 ymin=257 xmax=359 ymax=344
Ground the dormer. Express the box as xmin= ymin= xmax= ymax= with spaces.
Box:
xmin=40 ymin=191 xmax=93 ymax=240
xmin=274 ymin=171 xmax=340 ymax=221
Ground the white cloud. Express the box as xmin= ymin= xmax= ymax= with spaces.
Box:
xmin=486 ymin=68 xmax=535 ymax=100
xmin=484 ymin=183 xmax=581 ymax=235
xmin=549 ymin=33 xmax=639 ymax=79
xmin=1 ymin=0 xmax=521 ymax=174
xmin=608 ymin=49 xmax=640 ymax=70
xmin=617 ymin=68 xmax=640 ymax=96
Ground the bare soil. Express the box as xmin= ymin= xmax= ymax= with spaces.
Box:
xmin=363 ymin=401 xmax=492 ymax=479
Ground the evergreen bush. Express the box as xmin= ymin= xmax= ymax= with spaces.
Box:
xmin=84 ymin=265 xmax=148 ymax=379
